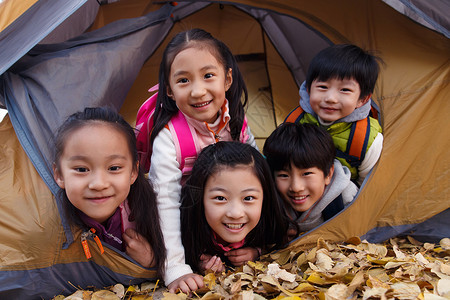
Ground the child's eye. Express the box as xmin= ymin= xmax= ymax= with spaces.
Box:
xmin=109 ymin=166 xmax=121 ymax=171
xmin=214 ymin=196 xmax=227 ymax=201
xmin=243 ymin=196 xmax=255 ymax=201
xmin=177 ymin=78 xmax=188 ymax=84
xmin=74 ymin=167 xmax=88 ymax=173
xmin=303 ymin=171 xmax=313 ymax=176
xmin=276 ymin=173 xmax=289 ymax=178
xmin=341 ymin=88 xmax=352 ymax=92
xmin=204 ymin=73 xmax=214 ymax=79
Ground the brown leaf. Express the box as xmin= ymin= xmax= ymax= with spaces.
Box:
xmin=91 ymin=290 xmax=120 ymax=300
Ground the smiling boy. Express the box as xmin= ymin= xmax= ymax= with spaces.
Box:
xmin=263 ymin=123 xmax=358 ymax=236
xmin=285 ymin=44 xmax=383 ymax=186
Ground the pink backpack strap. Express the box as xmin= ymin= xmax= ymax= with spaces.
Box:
xmin=239 ymin=116 xmax=249 ymax=143
xmin=168 ymin=110 xmax=197 ymax=175
xmin=135 ymin=84 xmax=159 ymax=173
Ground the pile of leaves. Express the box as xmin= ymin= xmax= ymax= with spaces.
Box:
xmin=54 ymin=236 xmax=450 ymax=300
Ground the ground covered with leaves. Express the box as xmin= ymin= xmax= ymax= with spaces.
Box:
xmin=54 ymin=237 xmax=450 ymax=300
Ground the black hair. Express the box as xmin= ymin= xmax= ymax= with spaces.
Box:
xmin=53 ymin=107 xmax=166 ymax=277
xmin=263 ymin=123 xmax=335 ymax=176
xmin=180 ymin=141 xmax=289 ymax=272
xmin=150 ymin=28 xmax=248 ymax=143
xmin=305 ymin=44 xmax=382 ymax=100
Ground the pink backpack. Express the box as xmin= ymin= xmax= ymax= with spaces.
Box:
xmin=135 ymin=84 xmax=249 ymax=175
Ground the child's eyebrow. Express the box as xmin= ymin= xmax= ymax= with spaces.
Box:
xmin=242 ymin=187 xmax=262 ymax=193
xmin=172 ymin=65 xmax=219 ymax=78
xmin=200 ymin=65 xmax=219 ymax=71
xmin=207 ymin=187 xmax=227 ymax=192
xmin=67 ymin=154 xmax=127 ymax=161
xmin=172 ymin=70 xmax=189 ymax=77
xmin=67 ymin=155 xmax=88 ymax=161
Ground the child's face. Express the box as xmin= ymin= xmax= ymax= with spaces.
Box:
xmin=203 ymin=165 xmax=263 ymax=244
xmin=167 ymin=47 xmax=232 ymax=123
xmin=53 ymin=123 xmax=138 ymax=223
xmin=309 ymin=78 xmax=369 ymax=122
xmin=274 ymin=164 xmax=333 ymax=212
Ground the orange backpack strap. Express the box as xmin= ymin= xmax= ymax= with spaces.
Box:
xmin=342 ymin=116 xmax=371 ymax=167
xmin=284 ymin=106 xmax=304 ymax=123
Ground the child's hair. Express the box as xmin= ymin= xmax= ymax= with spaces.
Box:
xmin=263 ymin=123 xmax=335 ymax=177
xmin=53 ymin=107 xmax=166 ymax=276
xmin=180 ymin=141 xmax=288 ymax=271
xmin=305 ymin=44 xmax=381 ymax=100
xmin=151 ymin=28 xmax=248 ymax=143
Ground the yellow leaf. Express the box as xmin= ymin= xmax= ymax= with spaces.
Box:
xmin=274 ymin=249 xmax=293 ymax=265
xmin=306 ymin=248 xmax=317 ymax=262
xmin=306 ymin=272 xmax=336 ymax=285
xmin=367 ymin=268 xmax=389 ymax=283
xmin=204 ymin=272 xmax=217 ymax=289
xmin=366 ymin=255 xmax=393 ymax=265
xmin=247 ymin=261 xmax=267 ymax=272
xmin=296 ymin=252 xmax=307 ymax=267
xmin=290 ymin=282 xmax=316 ymax=293
xmin=318 ymin=290 xmax=326 ymax=300
xmin=162 ymin=292 xmax=187 ymax=300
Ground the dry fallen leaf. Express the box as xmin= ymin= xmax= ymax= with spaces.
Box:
xmin=53 ymin=237 xmax=450 ymax=300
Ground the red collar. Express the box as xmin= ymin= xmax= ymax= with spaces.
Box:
xmin=212 ymin=231 xmax=245 ymax=252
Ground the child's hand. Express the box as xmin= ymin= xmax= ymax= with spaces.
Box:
xmin=199 ymin=254 xmax=225 ymax=273
xmin=224 ymin=247 xmax=260 ymax=266
xmin=123 ymin=228 xmax=154 ymax=268
xmin=167 ymin=273 xmax=204 ymax=294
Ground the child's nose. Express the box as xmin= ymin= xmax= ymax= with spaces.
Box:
xmin=225 ymin=201 xmax=245 ymax=219
xmin=324 ymin=90 xmax=338 ymax=103
xmin=289 ymin=178 xmax=305 ymax=193
xmin=190 ymin=81 xmax=207 ymax=98
xmin=88 ymin=171 xmax=110 ymax=190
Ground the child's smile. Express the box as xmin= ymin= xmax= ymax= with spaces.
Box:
xmin=53 ymin=123 xmax=138 ymax=223
xmin=167 ymin=47 xmax=232 ymax=124
xmin=309 ymin=78 xmax=367 ymax=123
xmin=275 ymin=164 xmax=333 ymax=212
xmin=203 ymin=165 xmax=263 ymax=244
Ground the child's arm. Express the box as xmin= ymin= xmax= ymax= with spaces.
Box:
xmin=123 ymin=228 xmax=154 ymax=268
xmin=224 ymin=247 xmax=260 ymax=266
xmin=149 ymin=129 xmax=198 ymax=287
xmin=358 ymin=132 xmax=383 ymax=186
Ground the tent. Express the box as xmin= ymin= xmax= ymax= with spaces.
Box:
xmin=0 ymin=0 xmax=449 ymax=298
